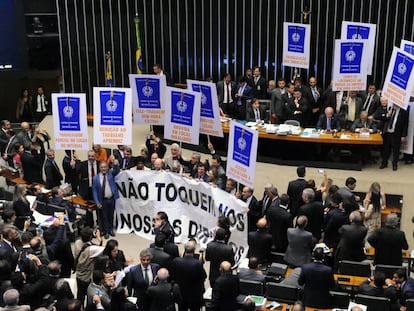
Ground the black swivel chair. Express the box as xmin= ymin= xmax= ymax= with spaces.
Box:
xmin=239 ymin=279 xmax=264 ymax=296
xmin=355 ymin=294 xmax=390 ymax=311
xmin=375 ymin=264 xmax=406 ymax=279
xmin=338 ymin=260 xmax=372 ymax=277
xmin=265 ymin=282 xmax=300 ymax=304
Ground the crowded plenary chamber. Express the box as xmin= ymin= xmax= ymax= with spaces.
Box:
xmin=2 ymin=0 xmax=414 ymax=310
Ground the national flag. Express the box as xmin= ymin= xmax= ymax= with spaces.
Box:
xmin=106 ymin=52 xmax=113 ymax=87
xmin=134 ymin=14 xmax=143 ymax=74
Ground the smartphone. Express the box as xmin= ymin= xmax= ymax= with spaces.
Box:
xmin=318 ymin=169 xmax=325 ymax=174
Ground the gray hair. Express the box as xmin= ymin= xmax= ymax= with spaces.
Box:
xmin=3 ymin=289 xmax=19 ymax=306
xmin=302 ymin=188 xmax=315 ymax=201
xmin=385 ymin=213 xmax=399 ymax=228
xmin=140 ymin=248 xmax=153 ymax=259
xmin=269 ymin=187 xmax=278 ymax=196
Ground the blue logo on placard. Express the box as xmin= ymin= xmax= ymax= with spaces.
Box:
xmin=171 ymin=91 xmax=195 ymax=126
xmin=288 ymin=25 xmax=306 ymax=53
xmin=340 ymin=42 xmax=363 ymax=74
xmin=232 ymin=126 xmax=252 ymax=166
xmin=135 ymin=78 xmax=161 ymax=109
xmin=100 ymin=90 xmax=125 ymax=125
xmin=191 ymin=84 xmax=214 ymax=118
xmin=346 ymin=25 xmax=370 ymax=39
xmin=391 ymin=52 xmax=414 ymax=90
xmin=403 ymin=44 xmax=414 ymax=57
xmin=58 ymin=97 xmax=80 ymax=131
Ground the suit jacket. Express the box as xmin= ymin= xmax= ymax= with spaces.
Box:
xmin=321 ymin=87 xmax=337 ymax=111
xmin=205 ymin=241 xmax=235 ymax=286
xmin=148 ymin=246 xmax=172 ymax=270
xmin=21 ymin=150 xmax=44 ymax=184
xmin=146 ymin=280 xmax=181 ymax=311
xmin=358 ymin=280 xmax=397 ymax=301
xmin=127 ymin=263 xmax=160 ymax=310
xmin=383 ymin=107 xmax=409 ymax=137
xmin=235 ymin=84 xmax=253 ymax=108
xmin=15 ymin=130 xmax=32 ymax=151
xmin=248 ymin=76 xmax=267 ymax=99
xmin=361 ymin=92 xmax=381 ymax=116
xmin=284 ymin=227 xmax=314 ymax=267
xmin=78 ymin=160 xmax=99 ymax=200
xmin=210 ymin=273 xmax=240 ymax=311
xmin=145 ymin=138 xmax=167 ymax=159
xmin=92 ymin=164 xmax=120 ymax=205
xmin=367 ymin=226 xmax=409 ymax=266
xmin=270 ymin=88 xmax=287 ymax=123
xmin=44 ymin=159 xmax=63 ymax=189
xmin=335 ymin=223 xmax=367 ymax=265
xmin=337 ymin=187 xmax=359 ymax=215
xmin=400 ymin=278 xmax=414 ymax=306
xmin=298 ymin=201 xmax=324 ymax=241
xmin=316 ymin=114 xmax=341 ymax=131
xmin=266 ymin=205 xmax=291 ymax=252
xmin=350 ymin=118 xmax=377 ymax=133
xmin=62 ymin=155 xmax=80 ymax=193
xmin=246 ymin=195 xmax=260 ymax=231
xmin=217 ymin=80 xmax=237 ymax=103
xmin=285 ymin=97 xmax=311 ymax=126
xmin=307 ymin=85 xmax=322 ymax=109
xmin=172 ymin=255 xmax=207 ymax=305
xmin=258 ymin=193 xmax=272 ymax=216
xmin=238 ymin=268 xmax=265 ymax=282
xmin=246 ymin=106 xmax=268 ymax=123
xmin=31 ymin=93 xmax=50 ymax=113
xmin=120 ymin=157 xmax=138 ymax=170
xmin=323 ymin=207 xmax=348 ymax=249
xmin=247 ymin=229 xmax=273 ymax=263
xmin=0 ymin=129 xmax=9 ymax=154
xmin=298 ymin=261 xmax=335 ymax=308
xmin=340 ymin=97 xmax=363 ymax=122
xmin=287 ymin=178 xmax=307 ymax=216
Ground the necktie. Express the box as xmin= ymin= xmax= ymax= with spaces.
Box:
xmin=91 ymin=163 xmax=95 ymax=177
xmin=124 ymin=159 xmax=128 ymax=169
xmin=226 ymin=83 xmax=230 ymax=104
xmin=102 ymin=174 xmax=107 ymax=198
xmin=144 ymin=268 xmax=149 ymax=286
xmin=312 ymin=87 xmax=318 ymax=102
xmin=349 ymin=100 xmax=355 ymax=121
xmin=363 ymin=94 xmax=372 ymax=111
xmin=327 ymin=118 xmax=331 ymax=130
xmin=389 ymin=109 xmax=397 ymax=130
xmin=255 ymin=109 xmax=260 ymax=120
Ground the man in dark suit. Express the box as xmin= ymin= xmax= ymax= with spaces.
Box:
xmin=257 ymin=183 xmax=273 ymax=217
xmin=339 ymin=91 xmax=363 ymax=130
xmin=172 ymin=240 xmax=207 ymax=311
xmin=146 ymin=132 xmax=167 ymax=159
xmin=15 ymin=122 xmax=32 ymax=151
xmin=380 ymin=103 xmax=408 ymax=171
xmin=322 ymin=193 xmax=348 ymax=250
xmin=153 ymin=63 xmax=172 ymax=85
xmin=127 ymin=249 xmax=160 ymax=311
xmin=358 ymin=271 xmax=398 ymax=304
xmin=21 ymin=145 xmax=44 ymax=184
xmin=282 ymin=83 xmax=295 ymax=117
xmin=367 ymin=213 xmax=408 ymax=266
xmin=44 ymin=149 xmax=63 ymax=189
xmin=92 ymin=160 xmax=120 ymax=239
xmin=285 ymin=87 xmax=311 ymax=126
xmin=334 ymin=211 xmax=367 ymax=271
xmin=307 ymin=77 xmax=323 ymax=119
xmin=62 ymin=150 xmax=81 ymax=194
xmin=248 ymin=66 xmax=267 ymax=99
xmin=294 ymin=77 xmax=313 ymax=104
xmin=216 ymin=73 xmax=237 ymax=117
xmin=360 ymin=83 xmax=381 ymax=118
xmin=0 ymin=226 xmax=18 ymax=267
xmin=210 ymin=261 xmax=240 ymax=311
xmin=267 ymin=191 xmax=291 ymax=252
xmin=120 ymin=147 xmax=137 ymax=170
xmin=337 ymin=177 xmax=360 ymax=215
xmin=31 ymin=86 xmax=50 ymax=122
xmin=316 ymin=107 xmax=341 ymax=131
xmin=78 ymin=150 xmax=99 ymax=200
xmin=284 ymin=216 xmax=314 ymax=267
xmin=246 ymin=98 xmax=268 ymax=123
xmin=0 ymin=120 xmax=11 ymax=155
xmin=146 ymin=268 xmax=181 ymax=311
xmin=112 ymin=145 xmax=126 ymax=163
xmin=392 ymin=268 xmax=414 ymax=309
xmin=287 ymin=166 xmax=307 ymax=217
xmin=234 ymin=77 xmax=252 ymax=120
xmin=148 ymin=234 xmax=172 ymax=270
xmin=297 ymin=188 xmax=324 ymax=241
xmin=241 ymin=186 xmax=260 ymax=232
xmin=298 ymin=247 xmax=335 ymax=309
xmin=247 ymin=218 xmax=273 ymax=264
xmin=238 ymin=257 xmax=265 ymax=282
xmin=205 ymin=228 xmax=235 ymax=287
xmin=350 ymin=110 xmax=377 ymax=133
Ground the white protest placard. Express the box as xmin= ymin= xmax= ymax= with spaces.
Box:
xmin=226 ymin=121 xmax=258 ymax=189
xmin=332 ymin=39 xmax=369 ymax=91
xmin=382 ymin=47 xmax=414 ymax=110
xmin=164 ymin=87 xmax=201 ymax=145
xmin=401 ymin=40 xmax=414 ymax=56
xmin=115 ymin=170 xmax=248 ymax=264
xmin=186 ymin=79 xmax=223 ymax=138
xmin=282 ymin=22 xmax=311 ymax=69
xmin=52 ymin=93 xmax=89 ymax=150
xmin=129 ymin=74 xmax=166 ymax=125
xmin=341 ymin=21 xmax=376 ymax=74
xmin=93 ymin=87 xmax=132 ymax=145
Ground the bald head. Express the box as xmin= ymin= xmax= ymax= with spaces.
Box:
xmin=257 ymin=217 xmax=267 ymax=229
xmin=220 ymin=261 xmax=232 ymax=273
xmin=21 ymin=122 xmax=30 ymax=132
xmin=325 ymin=107 xmax=334 ymax=118
xmin=157 ymin=268 xmax=169 ymax=281
xmin=296 ymin=215 xmax=308 ymax=229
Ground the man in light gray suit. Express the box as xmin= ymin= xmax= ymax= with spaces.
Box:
xmin=284 ymin=215 xmax=314 ymax=267
xmin=268 ymin=78 xmax=288 ymax=124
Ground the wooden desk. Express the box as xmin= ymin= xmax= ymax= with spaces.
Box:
xmin=65 ymin=195 xmax=96 ymax=209
xmin=221 ymin=121 xmax=383 ymax=145
xmin=365 ymin=247 xmax=410 ymax=260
